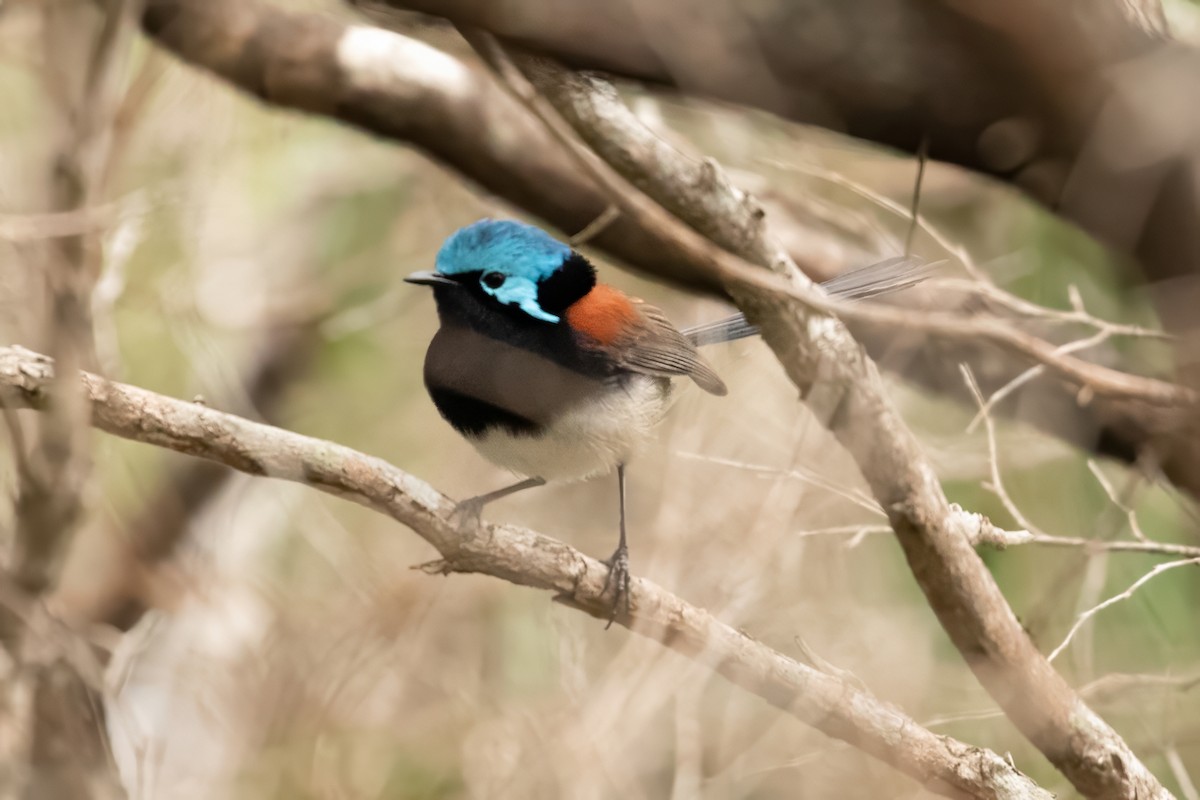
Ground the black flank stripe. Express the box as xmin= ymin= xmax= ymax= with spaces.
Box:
xmin=428 ymin=387 xmax=542 ymax=438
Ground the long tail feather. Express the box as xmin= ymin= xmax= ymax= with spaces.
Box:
xmin=683 ymin=255 xmax=935 ymax=347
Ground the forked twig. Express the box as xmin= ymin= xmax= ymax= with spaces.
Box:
xmin=1047 ymin=557 xmax=1200 ymax=664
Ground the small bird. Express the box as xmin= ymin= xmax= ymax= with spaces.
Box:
xmin=407 ymin=219 xmax=922 ymax=623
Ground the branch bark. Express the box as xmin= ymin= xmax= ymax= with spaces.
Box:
xmin=469 ymin=45 xmax=1169 ymax=799
xmin=0 ymin=344 xmax=1052 ymax=800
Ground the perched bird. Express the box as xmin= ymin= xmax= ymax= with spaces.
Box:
xmin=407 ymin=218 xmax=923 ymax=623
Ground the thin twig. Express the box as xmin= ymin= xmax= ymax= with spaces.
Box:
xmin=1047 ymin=557 xmax=1200 ymax=663
xmin=904 ymin=134 xmax=928 ymax=257
xmin=764 ymin=157 xmax=1170 ymax=341
xmin=960 ymin=364 xmax=1047 ymax=537
xmin=570 ymin=204 xmax=621 ymax=246
xmin=674 ymin=451 xmax=884 ymax=517
xmin=965 ymin=329 xmax=1112 ymax=432
xmin=1022 ymin=535 xmax=1200 ymax=558
xmin=756 ymin=522 xmax=1200 ymax=560
xmin=1165 ymin=747 xmax=1200 ymax=800
xmin=1087 ymin=460 xmax=1150 ymax=543
xmin=959 ymin=367 xmax=1197 ymax=555
xmin=1077 ymin=670 xmax=1200 ymax=701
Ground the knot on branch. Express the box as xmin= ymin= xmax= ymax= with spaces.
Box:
xmin=947 ymin=503 xmax=1032 ymax=548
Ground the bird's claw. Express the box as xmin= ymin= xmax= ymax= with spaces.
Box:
xmin=450 ymin=497 xmax=486 ymax=532
xmin=602 ymin=543 xmax=631 ymax=629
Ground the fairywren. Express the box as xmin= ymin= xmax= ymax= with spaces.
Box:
xmin=407 ymin=219 xmax=922 ymax=623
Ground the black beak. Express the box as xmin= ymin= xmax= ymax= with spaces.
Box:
xmin=404 ymin=270 xmax=457 ymax=287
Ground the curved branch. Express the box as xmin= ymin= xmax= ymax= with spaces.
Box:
xmin=0 ymin=344 xmax=1051 ymax=800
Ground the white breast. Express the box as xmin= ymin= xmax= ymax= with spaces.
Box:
xmin=467 ymin=375 xmax=670 ymax=482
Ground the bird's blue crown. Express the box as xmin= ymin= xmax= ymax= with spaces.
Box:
xmin=435 ymin=219 xmax=572 ymax=323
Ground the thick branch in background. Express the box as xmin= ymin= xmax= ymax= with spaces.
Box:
xmin=138 ymin=0 xmax=711 ymax=292
xmin=0 ymin=345 xmax=1052 ymax=800
xmin=357 ymin=0 xmax=1192 ymax=291
xmin=136 ymin=0 xmax=1200 ymax=502
xmin=471 ymin=45 xmax=1169 ymax=798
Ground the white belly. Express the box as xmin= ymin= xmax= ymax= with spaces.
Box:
xmin=467 ymin=375 xmax=670 ymax=481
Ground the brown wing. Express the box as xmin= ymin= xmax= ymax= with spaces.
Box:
xmin=615 ymin=303 xmax=728 ymax=396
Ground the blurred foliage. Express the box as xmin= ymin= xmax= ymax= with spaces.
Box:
xmin=0 ymin=1 xmax=1198 ymax=798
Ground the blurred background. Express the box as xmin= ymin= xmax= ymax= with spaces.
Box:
xmin=1 ymin=1 xmax=1199 ymax=798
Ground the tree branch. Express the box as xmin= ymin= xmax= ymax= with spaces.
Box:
xmin=471 ymin=44 xmax=1170 ymax=799
xmin=0 ymin=344 xmax=1051 ymax=800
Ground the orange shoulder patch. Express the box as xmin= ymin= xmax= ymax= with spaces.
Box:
xmin=566 ymin=284 xmax=638 ymax=346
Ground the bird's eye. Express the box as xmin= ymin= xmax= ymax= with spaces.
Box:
xmin=481 ymin=272 xmax=506 ymax=290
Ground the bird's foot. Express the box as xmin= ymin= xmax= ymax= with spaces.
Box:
xmin=450 ymin=496 xmax=486 ymax=532
xmin=601 ymin=543 xmax=631 ymax=629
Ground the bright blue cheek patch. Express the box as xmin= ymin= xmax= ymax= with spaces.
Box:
xmin=486 ymin=277 xmax=560 ymax=323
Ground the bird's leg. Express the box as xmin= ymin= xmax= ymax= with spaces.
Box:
xmin=602 ymin=463 xmax=631 ymax=628
xmin=452 ymin=476 xmax=546 ymax=530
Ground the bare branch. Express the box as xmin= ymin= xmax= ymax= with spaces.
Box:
xmin=0 ymin=344 xmax=1052 ymax=800
xmin=961 ymin=365 xmax=1054 ymax=539
xmin=1021 ymin=536 xmax=1200 ymax=559
xmin=740 ymin=519 xmax=1200 ymax=560
xmin=1087 ymin=460 xmax=1150 ymax=543
xmin=926 ymin=667 xmax=1200 ymax=730
xmin=1078 ymin=670 xmax=1200 ymax=702
xmin=1165 ymin=747 xmax=1200 ymax=800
